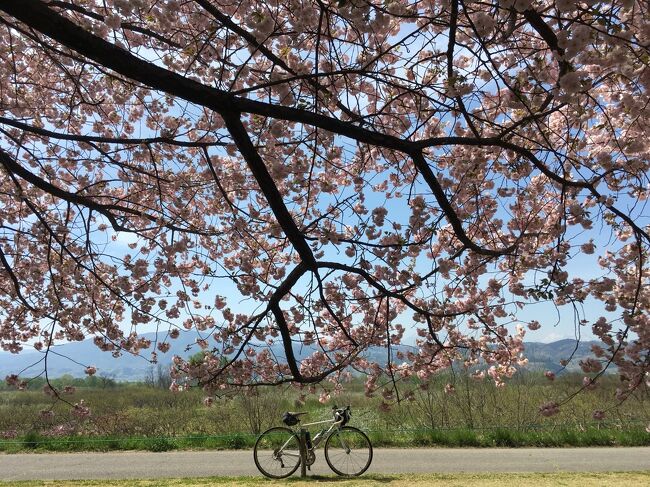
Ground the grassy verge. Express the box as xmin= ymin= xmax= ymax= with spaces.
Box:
xmin=367 ymin=426 xmax=650 ymax=448
xmin=2 ymin=473 xmax=650 ymax=487
xmin=1 ymin=427 xmax=648 ymax=453
xmin=0 ymin=433 xmax=253 ymax=453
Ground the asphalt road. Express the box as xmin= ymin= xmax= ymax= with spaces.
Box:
xmin=1 ymin=447 xmax=649 ymax=480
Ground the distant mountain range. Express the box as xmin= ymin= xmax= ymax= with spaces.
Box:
xmin=0 ymin=333 xmax=604 ymax=381
xmin=523 ymin=339 xmax=603 ymax=372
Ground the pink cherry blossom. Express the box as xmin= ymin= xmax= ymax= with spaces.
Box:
xmin=72 ymin=400 xmax=91 ymax=419
xmin=39 ymin=409 xmax=55 ymax=421
xmin=559 ymin=71 xmax=585 ymax=94
xmin=528 ymin=321 xmax=541 ymax=331
xmin=539 ymin=402 xmax=560 ymax=417
xmin=582 ymin=377 xmax=598 ymax=391
xmin=0 ymin=0 xmax=645 ymax=416
xmin=1 ymin=429 xmax=17 ymax=439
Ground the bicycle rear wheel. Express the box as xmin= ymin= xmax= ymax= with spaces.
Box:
xmin=324 ymin=426 xmax=373 ymax=476
xmin=253 ymin=426 xmax=301 ymax=478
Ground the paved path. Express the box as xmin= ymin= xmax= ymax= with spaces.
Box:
xmin=1 ymin=448 xmax=649 ymax=480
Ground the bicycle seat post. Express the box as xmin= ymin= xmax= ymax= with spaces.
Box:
xmin=299 ymin=427 xmax=307 ymax=478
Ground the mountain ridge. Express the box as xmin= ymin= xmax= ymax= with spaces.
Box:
xmin=0 ymin=333 xmax=603 ymax=380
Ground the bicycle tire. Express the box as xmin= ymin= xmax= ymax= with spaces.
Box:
xmin=324 ymin=426 xmax=373 ymax=476
xmin=253 ymin=426 xmax=301 ymax=479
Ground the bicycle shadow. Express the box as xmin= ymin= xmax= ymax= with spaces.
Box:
xmin=283 ymin=474 xmax=395 ymax=483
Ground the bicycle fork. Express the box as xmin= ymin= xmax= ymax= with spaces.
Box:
xmin=335 ymin=430 xmax=351 ymax=454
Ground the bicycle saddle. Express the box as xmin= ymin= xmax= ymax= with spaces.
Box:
xmin=282 ymin=411 xmax=307 ymax=426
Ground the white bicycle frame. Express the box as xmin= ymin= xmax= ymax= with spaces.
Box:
xmin=278 ymin=415 xmax=346 ymax=458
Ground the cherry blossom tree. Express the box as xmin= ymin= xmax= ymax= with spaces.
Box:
xmin=0 ymin=0 xmax=648 ymax=412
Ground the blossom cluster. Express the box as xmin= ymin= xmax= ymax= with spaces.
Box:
xmin=0 ymin=0 xmax=647 ymax=418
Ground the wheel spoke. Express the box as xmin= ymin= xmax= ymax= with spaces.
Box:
xmin=254 ymin=427 xmax=301 ymax=479
xmin=325 ymin=427 xmax=372 ymax=476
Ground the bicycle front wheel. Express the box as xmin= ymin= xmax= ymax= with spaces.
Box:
xmin=324 ymin=426 xmax=373 ymax=476
xmin=253 ymin=426 xmax=301 ymax=479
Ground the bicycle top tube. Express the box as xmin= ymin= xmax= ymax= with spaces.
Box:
xmin=301 ymin=418 xmax=337 ymax=427
xmin=284 ymin=405 xmax=349 ymax=430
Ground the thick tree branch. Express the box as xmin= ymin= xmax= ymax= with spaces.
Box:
xmin=221 ymin=112 xmax=317 ymax=268
xmin=0 ymin=0 xmax=411 ymax=153
xmin=410 ymin=151 xmax=516 ymax=257
xmin=522 ymin=9 xmax=571 ymax=77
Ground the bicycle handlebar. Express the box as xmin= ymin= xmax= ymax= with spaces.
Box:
xmin=331 ymin=405 xmax=351 ymax=425
xmin=331 ymin=404 xmax=351 ymax=411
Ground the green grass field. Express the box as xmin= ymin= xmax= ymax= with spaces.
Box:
xmin=1 ymin=371 xmax=648 ymax=452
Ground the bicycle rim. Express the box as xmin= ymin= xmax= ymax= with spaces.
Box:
xmin=324 ymin=426 xmax=373 ymax=476
xmin=253 ymin=427 xmax=301 ymax=479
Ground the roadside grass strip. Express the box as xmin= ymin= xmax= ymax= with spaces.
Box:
xmin=1 ymin=427 xmax=648 ymax=453
xmin=1 ymin=473 xmax=650 ymax=487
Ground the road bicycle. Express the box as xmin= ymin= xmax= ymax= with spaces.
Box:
xmin=253 ymin=405 xmax=373 ymax=478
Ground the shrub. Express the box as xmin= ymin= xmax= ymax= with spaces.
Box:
xmin=225 ymin=433 xmax=247 ymax=449
xmin=145 ymin=437 xmax=175 ymax=452
xmin=22 ymin=431 xmax=43 ymax=449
